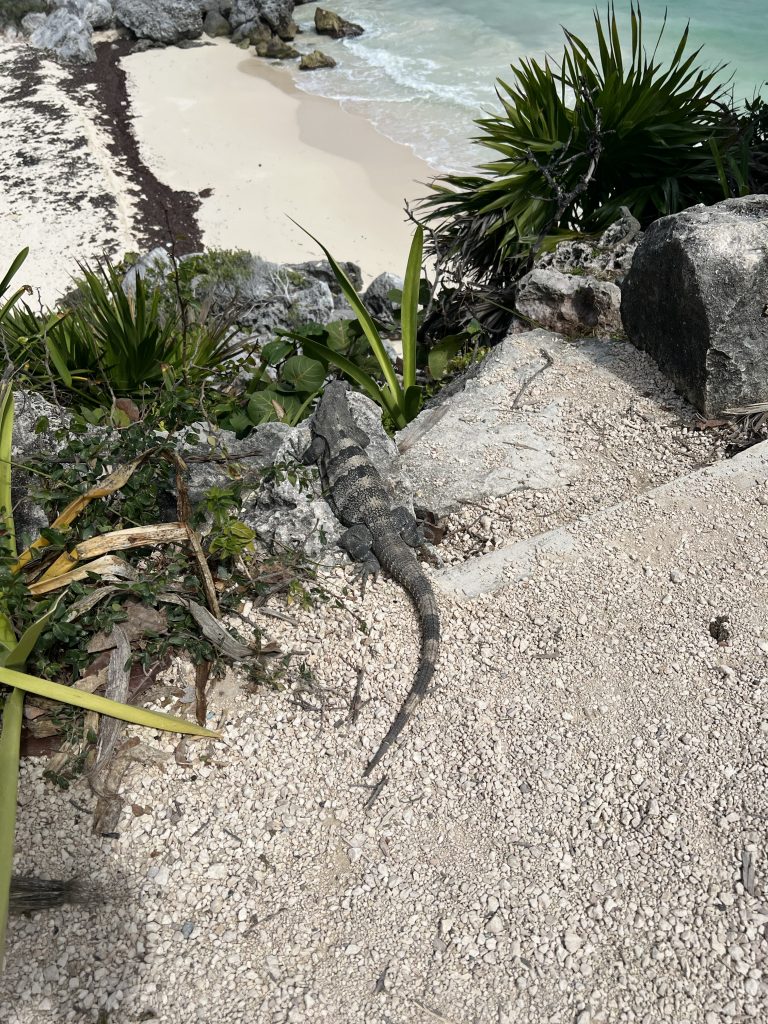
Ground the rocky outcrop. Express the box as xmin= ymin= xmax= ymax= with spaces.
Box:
xmin=229 ymin=0 xmax=296 ymax=39
xmin=113 ymin=0 xmax=204 ymax=44
xmin=537 ymin=207 xmax=641 ymax=280
xmin=314 ymin=7 xmax=362 ymax=38
xmin=299 ymin=48 xmax=336 ymax=70
xmin=50 ymin=0 xmax=114 ymax=30
xmin=28 ymin=7 xmax=96 ymax=61
xmin=202 ymin=8 xmax=230 ymax=36
xmin=513 ymin=209 xmax=641 ymax=338
xmin=362 ymin=272 xmax=403 ymax=326
xmin=621 ymin=195 xmax=768 ymax=415
xmin=255 ymin=36 xmax=298 ymax=58
xmin=515 ymin=268 xmax=622 ymax=338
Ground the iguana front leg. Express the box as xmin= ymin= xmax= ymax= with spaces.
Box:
xmin=301 ymin=436 xmax=325 ymax=465
xmin=339 ymin=524 xmax=380 ymax=597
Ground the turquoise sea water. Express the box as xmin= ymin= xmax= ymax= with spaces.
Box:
xmin=293 ymin=0 xmax=767 ymax=171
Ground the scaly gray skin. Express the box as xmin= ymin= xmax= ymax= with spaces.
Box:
xmin=8 ymin=875 xmax=94 ymax=914
xmin=302 ymin=382 xmax=440 ymax=776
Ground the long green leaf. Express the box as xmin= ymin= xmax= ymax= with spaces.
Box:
xmin=0 ymin=687 xmax=23 ymax=970
xmin=0 ymin=382 xmax=14 ymax=563
xmin=0 ymin=665 xmax=218 ymax=737
xmin=300 ymin=337 xmax=405 ymax=426
xmin=401 ymin=226 xmax=424 ymax=390
xmin=0 ymin=249 xmax=28 ymax=300
xmin=0 ymin=604 xmax=59 ymax=671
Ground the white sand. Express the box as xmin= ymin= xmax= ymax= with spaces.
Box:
xmin=122 ymin=40 xmax=439 ymax=280
xmin=0 ymin=40 xmax=139 ymax=307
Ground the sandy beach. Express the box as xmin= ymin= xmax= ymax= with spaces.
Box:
xmin=0 ymin=35 xmax=438 ymax=307
xmin=123 ymin=39 xmax=438 ymax=281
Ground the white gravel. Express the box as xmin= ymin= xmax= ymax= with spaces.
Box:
xmin=3 ymin=428 xmax=768 ymax=1022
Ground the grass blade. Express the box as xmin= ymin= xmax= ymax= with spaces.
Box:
xmin=0 ymin=687 xmax=23 ymax=970
xmin=401 ymin=226 xmax=424 ymax=390
xmin=0 ymin=664 xmax=219 ymax=737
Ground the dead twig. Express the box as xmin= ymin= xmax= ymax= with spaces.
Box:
xmin=511 ymin=348 xmax=554 ymax=409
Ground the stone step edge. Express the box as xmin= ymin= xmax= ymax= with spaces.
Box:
xmin=434 ymin=439 xmax=768 ymax=599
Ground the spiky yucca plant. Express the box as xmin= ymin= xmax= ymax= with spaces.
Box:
xmin=419 ymin=4 xmax=737 ymax=285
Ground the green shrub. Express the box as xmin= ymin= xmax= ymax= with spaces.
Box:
xmin=419 ymin=4 xmax=748 ymax=286
xmin=1 ymin=257 xmax=249 ymax=409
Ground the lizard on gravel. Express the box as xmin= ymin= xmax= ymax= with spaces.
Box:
xmin=302 ymin=382 xmax=440 ymax=776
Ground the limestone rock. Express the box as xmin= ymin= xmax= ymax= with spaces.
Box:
xmin=202 ymin=8 xmax=229 ymax=35
xmin=537 ymin=209 xmax=641 ymax=281
xmin=231 ymin=18 xmax=270 ymax=44
xmin=114 ymin=0 xmax=204 ymax=44
xmin=50 ymin=0 xmax=114 ymax=29
xmin=621 ymin=195 xmax=768 ymax=414
xmin=181 ymin=252 xmax=337 ymax=338
xmin=314 ymin=6 xmax=362 ymax=38
xmin=229 ymin=0 xmax=295 ymax=38
xmin=516 ymin=267 xmax=622 ymax=338
xmin=255 ymin=36 xmax=298 ymax=58
xmin=398 ymin=330 xmax=588 ymax=517
xmin=299 ymin=48 xmax=336 ymax=70
xmin=20 ymin=12 xmax=47 ymax=33
xmin=29 ymin=8 xmax=96 ymax=61
xmin=362 ymin=272 xmax=404 ymax=326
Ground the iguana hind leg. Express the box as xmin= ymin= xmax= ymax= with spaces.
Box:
xmin=392 ymin=505 xmax=423 ymax=548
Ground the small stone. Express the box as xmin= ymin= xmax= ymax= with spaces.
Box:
xmin=563 ymin=930 xmax=583 ymax=953
xmin=486 ymin=915 xmax=504 ymax=935
xmin=669 ymin=569 xmax=685 ymax=583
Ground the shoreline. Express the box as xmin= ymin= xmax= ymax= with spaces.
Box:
xmin=67 ymin=38 xmax=204 ymax=257
xmin=0 ymin=36 xmax=202 ymax=305
xmin=122 ymin=39 xmax=440 ymax=280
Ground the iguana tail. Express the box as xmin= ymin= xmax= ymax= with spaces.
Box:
xmin=8 ymin=875 xmax=100 ymax=914
xmin=364 ymin=538 xmax=440 ymax=776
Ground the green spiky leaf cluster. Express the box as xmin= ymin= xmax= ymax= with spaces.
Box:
xmin=419 ymin=4 xmax=748 ymax=285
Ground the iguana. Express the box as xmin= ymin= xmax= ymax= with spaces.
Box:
xmin=302 ymin=382 xmax=440 ymax=776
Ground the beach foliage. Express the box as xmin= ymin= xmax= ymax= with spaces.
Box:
xmin=0 ymin=378 xmax=220 ymax=971
xmin=217 ymin=340 xmax=326 ymax=432
xmin=419 ymin=3 xmax=750 ymax=285
xmin=1 ymin=258 xmax=250 ymax=412
xmin=285 ymin=224 xmax=426 ymax=429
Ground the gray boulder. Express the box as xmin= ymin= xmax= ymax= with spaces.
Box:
xmin=621 ymin=195 xmax=768 ymax=414
xmin=202 ymin=8 xmax=229 ymax=34
xmin=515 ymin=267 xmax=622 ymax=338
xmin=255 ymin=36 xmax=298 ymax=57
xmin=50 ymin=0 xmax=114 ymax=29
xmin=229 ymin=0 xmax=295 ymax=37
xmin=20 ymin=11 xmax=47 ymax=33
xmin=29 ymin=8 xmax=96 ymax=61
xmin=362 ymin=272 xmax=403 ymax=326
xmin=183 ymin=253 xmax=336 ymax=337
xmin=314 ymin=6 xmax=362 ymax=38
xmin=537 ymin=208 xmax=641 ymax=282
xmin=114 ymin=0 xmax=204 ymax=44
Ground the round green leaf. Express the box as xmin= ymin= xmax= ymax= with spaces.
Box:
xmin=281 ymin=355 xmax=326 ymax=393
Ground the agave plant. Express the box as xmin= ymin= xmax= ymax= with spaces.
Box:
xmin=419 ymin=4 xmax=739 ymax=285
xmin=1 ymin=257 xmax=248 ymax=405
